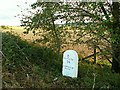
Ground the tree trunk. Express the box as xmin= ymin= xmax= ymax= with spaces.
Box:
xmin=51 ymin=14 xmax=61 ymax=61
xmin=111 ymin=2 xmax=120 ymax=73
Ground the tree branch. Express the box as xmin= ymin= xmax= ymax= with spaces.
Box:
xmin=99 ymin=2 xmax=110 ymax=20
xmin=96 ymin=46 xmax=112 ymax=64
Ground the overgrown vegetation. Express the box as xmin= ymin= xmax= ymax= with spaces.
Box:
xmin=2 ymin=32 xmax=120 ymax=89
xmin=20 ymin=1 xmax=120 ymax=73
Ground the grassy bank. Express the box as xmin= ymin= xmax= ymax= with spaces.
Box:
xmin=2 ymin=32 xmax=120 ymax=89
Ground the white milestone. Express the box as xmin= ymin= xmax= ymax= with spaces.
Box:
xmin=62 ymin=50 xmax=78 ymax=78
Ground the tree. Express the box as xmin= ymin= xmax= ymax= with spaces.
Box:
xmin=20 ymin=1 xmax=120 ymax=73
xmin=111 ymin=2 xmax=120 ymax=73
xmin=20 ymin=2 xmax=72 ymax=61
xmin=62 ymin=1 xmax=120 ymax=73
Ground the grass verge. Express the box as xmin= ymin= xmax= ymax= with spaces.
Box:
xmin=2 ymin=32 xmax=120 ymax=89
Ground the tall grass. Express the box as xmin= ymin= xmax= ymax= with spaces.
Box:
xmin=2 ymin=32 xmax=61 ymax=88
xmin=2 ymin=32 xmax=120 ymax=89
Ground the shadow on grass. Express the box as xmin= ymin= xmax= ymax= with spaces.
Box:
xmin=2 ymin=32 xmax=62 ymax=88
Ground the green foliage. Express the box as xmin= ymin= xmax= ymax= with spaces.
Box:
xmin=20 ymin=2 xmax=69 ymax=62
xmin=2 ymin=32 xmax=120 ymax=88
xmin=2 ymin=32 xmax=59 ymax=66
xmin=2 ymin=32 xmax=61 ymax=87
xmin=12 ymin=1 xmax=120 ymax=87
xmin=20 ymin=2 xmax=112 ymax=59
xmin=79 ymin=62 xmax=120 ymax=89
